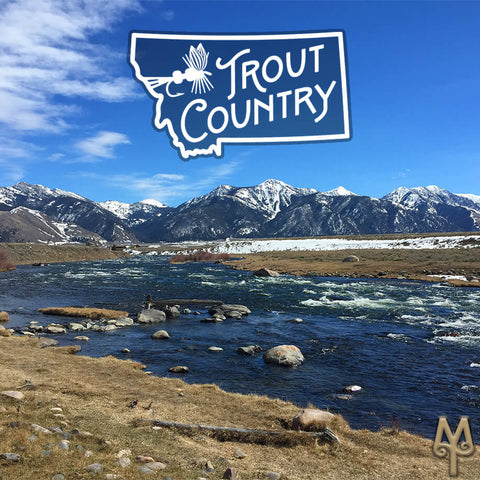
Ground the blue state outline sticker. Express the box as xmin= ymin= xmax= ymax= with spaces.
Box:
xmin=128 ymin=31 xmax=352 ymax=159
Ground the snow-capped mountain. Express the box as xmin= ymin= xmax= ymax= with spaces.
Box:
xmin=0 ymin=182 xmax=137 ymax=243
xmin=0 ymin=180 xmax=479 ymax=244
xmin=99 ymin=199 xmax=169 ymax=226
xmin=184 ymin=179 xmax=317 ymax=220
xmin=0 ymin=207 xmax=104 ymax=244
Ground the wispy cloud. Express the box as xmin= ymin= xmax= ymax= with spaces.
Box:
xmin=0 ymin=0 xmax=141 ymax=134
xmin=76 ymin=159 xmax=242 ymax=204
xmin=75 ymin=131 xmax=131 ymax=159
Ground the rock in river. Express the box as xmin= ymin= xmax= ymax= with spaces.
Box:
xmin=209 ymin=304 xmax=251 ymax=318
xmin=137 ymin=309 xmax=166 ymax=324
xmin=151 ymin=330 xmax=170 ymax=340
xmin=263 ymin=345 xmax=304 ymax=367
xmin=169 ymin=366 xmax=189 ymax=374
xmin=237 ymin=345 xmax=262 ymax=355
xmin=253 ymin=268 xmax=280 ymax=277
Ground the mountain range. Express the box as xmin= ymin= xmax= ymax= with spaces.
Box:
xmin=0 ymin=180 xmax=479 ymax=244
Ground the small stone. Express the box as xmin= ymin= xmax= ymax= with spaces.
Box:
xmin=223 ymin=467 xmax=237 ymax=480
xmin=51 ymin=407 xmax=63 ymax=413
xmin=201 ymin=317 xmax=223 ymax=323
xmin=151 ymin=330 xmax=170 ymax=340
xmin=57 ymin=440 xmax=69 ymax=450
xmin=182 ymin=308 xmax=191 ymax=314
xmin=137 ymin=466 xmax=154 ymax=474
xmin=85 ymin=463 xmax=103 ymax=473
xmin=1 ymin=390 xmax=25 ymax=401
xmin=205 ymin=460 xmax=215 ymax=471
xmin=121 ymin=348 xmax=130 ymax=353
xmin=253 ymin=268 xmax=280 ymax=277
xmin=287 ymin=318 xmax=303 ymax=324
xmin=117 ymin=457 xmax=131 ymax=468
xmin=208 ymin=346 xmax=223 ymax=352
xmin=31 ymin=424 xmax=52 ymax=434
xmin=168 ymin=366 xmax=189 ymax=374
xmin=9 ymin=421 xmax=19 ymax=428
xmin=136 ymin=455 xmax=155 ymax=463
xmin=38 ymin=338 xmax=59 ymax=348
xmin=266 ymin=473 xmax=281 ymax=480
xmin=45 ymin=324 xmax=67 ymax=334
xmin=68 ymin=322 xmax=85 ymax=331
xmin=343 ymin=385 xmax=362 ymax=393
xmin=84 ymin=450 xmax=93 ymax=457
xmin=234 ymin=448 xmax=246 ymax=459
xmin=28 ymin=435 xmax=38 ymax=442
xmin=52 ymin=475 xmax=65 ymax=480
xmin=145 ymin=461 xmax=166 ymax=470
xmin=193 ymin=311 xmax=201 ymax=315
xmin=21 ymin=331 xmax=35 ymax=336
xmin=1 ymin=453 xmax=20 ymax=462
xmin=237 ymin=345 xmax=262 ymax=355
xmin=105 ymin=475 xmax=121 ymax=480
xmin=73 ymin=336 xmax=89 ymax=341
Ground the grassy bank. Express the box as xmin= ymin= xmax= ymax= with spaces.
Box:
xmin=224 ymin=248 xmax=480 ymax=287
xmin=0 ymin=337 xmax=478 ymax=479
xmin=0 ymin=243 xmax=129 ymax=267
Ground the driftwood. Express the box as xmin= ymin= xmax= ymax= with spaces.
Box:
xmin=135 ymin=418 xmax=340 ymax=446
xmin=152 ymin=299 xmax=224 ymax=306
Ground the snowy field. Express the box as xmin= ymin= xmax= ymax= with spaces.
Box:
xmin=152 ymin=234 xmax=480 ymax=255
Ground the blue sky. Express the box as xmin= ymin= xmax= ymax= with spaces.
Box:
xmin=0 ymin=0 xmax=479 ymax=205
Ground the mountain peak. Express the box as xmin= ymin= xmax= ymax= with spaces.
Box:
xmin=139 ymin=199 xmax=167 ymax=208
xmin=324 ymin=186 xmax=357 ymax=196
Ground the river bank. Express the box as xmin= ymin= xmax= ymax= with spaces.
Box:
xmin=1 ymin=335 xmax=478 ymax=480
xmin=223 ymin=248 xmax=480 ymax=287
xmin=0 ymin=243 xmax=130 ymax=267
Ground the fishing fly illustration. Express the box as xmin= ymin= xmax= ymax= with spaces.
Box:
xmin=143 ymin=43 xmax=213 ymax=97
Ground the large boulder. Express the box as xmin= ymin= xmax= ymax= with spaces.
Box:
xmin=292 ymin=408 xmax=335 ymax=431
xmin=115 ymin=317 xmax=134 ymax=327
xmin=45 ymin=324 xmax=66 ymax=334
xmin=151 ymin=330 xmax=169 ymax=340
xmin=209 ymin=304 xmax=251 ymax=318
xmin=137 ymin=309 xmax=166 ymax=324
xmin=263 ymin=345 xmax=304 ymax=367
xmin=253 ymin=268 xmax=280 ymax=277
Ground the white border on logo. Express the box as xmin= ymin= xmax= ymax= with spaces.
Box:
xmin=129 ymin=32 xmax=351 ymax=159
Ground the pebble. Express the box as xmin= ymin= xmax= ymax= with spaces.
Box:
xmin=85 ymin=463 xmax=103 ymax=473
xmin=84 ymin=450 xmax=93 ymax=457
xmin=234 ymin=448 xmax=246 ymax=459
xmin=73 ymin=336 xmax=90 ymax=341
xmin=205 ymin=460 xmax=215 ymax=471
xmin=38 ymin=338 xmax=59 ymax=348
xmin=121 ymin=348 xmax=131 ymax=353
xmin=1 ymin=453 xmax=20 ymax=462
xmin=223 ymin=467 xmax=237 ymax=480
xmin=266 ymin=473 xmax=281 ymax=480
xmin=106 ymin=475 xmax=122 ymax=480
xmin=31 ymin=424 xmax=52 ymax=434
xmin=145 ymin=461 xmax=166 ymax=470
xmin=287 ymin=318 xmax=303 ymax=323
xmin=116 ymin=456 xmax=131 ymax=468
xmin=51 ymin=407 xmax=63 ymax=413
xmin=138 ymin=466 xmax=154 ymax=474
xmin=57 ymin=440 xmax=69 ymax=450
xmin=136 ymin=455 xmax=155 ymax=463
xmin=52 ymin=475 xmax=65 ymax=480
xmin=208 ymin=346 xmax=223 ymax=352
xmin=28 ymin=435 xmax=38 ymax=442
xmin=1 ymin=390 xmax=25 ymax=401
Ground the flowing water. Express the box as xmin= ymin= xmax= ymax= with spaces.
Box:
xmin=1 ymin=256 xmax=479 ymax=438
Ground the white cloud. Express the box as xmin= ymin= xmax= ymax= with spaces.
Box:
xmin=76 ymin=159 xmax=242 ymax=204
xmin=75 ymin=131 xmax=131 ymax=159
xmin=0 ymin=0 xmax=142 ymax=133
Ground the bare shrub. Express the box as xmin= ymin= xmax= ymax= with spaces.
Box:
xmin=169 ymin=251 xmax=230 ymax=264
xmin=0 ymin=248 xmax=15 ymax=272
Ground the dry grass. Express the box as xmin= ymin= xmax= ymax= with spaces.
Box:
xmin=0 ymin=243 xmax=129 ymax=266
xmin=37 ymin=307 xmax=128 ymax=320
xmin=224 ymin=248 xmax=480 ymax=286
xmin=1 ymin=337 xmax=478 ymax=479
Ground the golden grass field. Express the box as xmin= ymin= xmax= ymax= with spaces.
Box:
xmin=1 ymin=336 xmax=479 ymax=480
